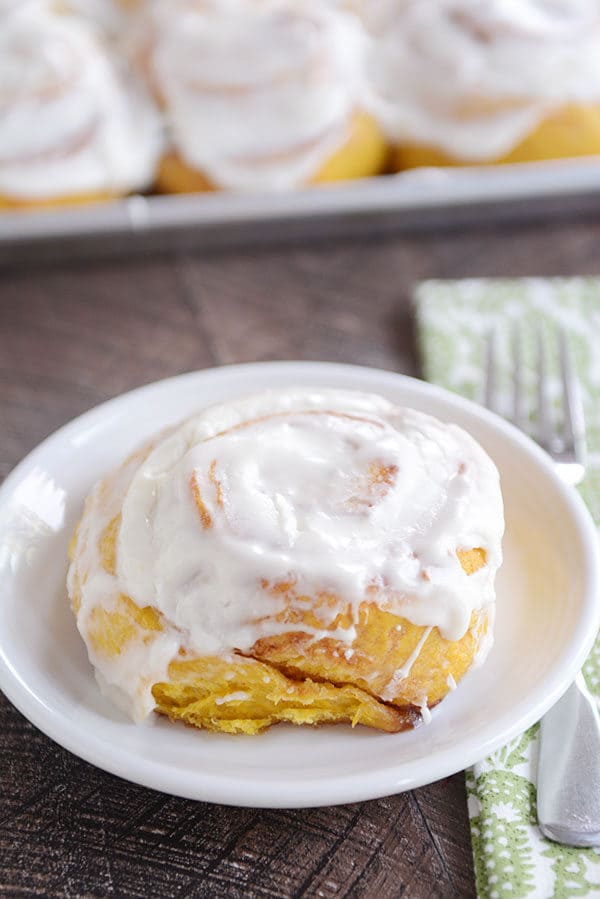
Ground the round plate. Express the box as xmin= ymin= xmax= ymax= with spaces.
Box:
xmin=1 ymin=362 xmax=598 ymax=808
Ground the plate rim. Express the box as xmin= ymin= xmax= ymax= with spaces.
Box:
xmin=1 ymin=360 xmax=599 ymax=808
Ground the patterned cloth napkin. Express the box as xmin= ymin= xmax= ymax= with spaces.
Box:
xmin=414 ymin=278 xmax=600 ymax=899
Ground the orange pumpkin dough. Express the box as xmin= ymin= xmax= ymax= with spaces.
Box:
xmin=395 ymin=104 xmax=600 ymax=170
xmin=156 ymin=113 xmax=390 ymax=194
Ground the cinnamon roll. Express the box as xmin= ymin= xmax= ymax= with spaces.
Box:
xmin=0 ymin=4 xmax=162 ymax=209
xmin=364 ymin=0 xmax=600 ymax=168
xmin=147 ymin=0 xmax=388 ymax=193
xmin=67 ymin=389 xmax=504 ymax=735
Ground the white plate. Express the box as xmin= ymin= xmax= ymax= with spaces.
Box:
xmin=0 ymin=362 xmax=598 ymax=808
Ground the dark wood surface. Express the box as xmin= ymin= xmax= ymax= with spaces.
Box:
xmin=2 ymin=214 xmax=600 ymax=898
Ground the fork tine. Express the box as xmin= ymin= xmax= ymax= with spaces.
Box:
xmin=512 ymin=325 xmax=527 ymax=430
xmin=559 ymin=328 xmax=587 ymax=467
xmin=536 ymin=327 xmax=554 ymax=451
xmin=484 ymin=329 xmax=501 ymax=414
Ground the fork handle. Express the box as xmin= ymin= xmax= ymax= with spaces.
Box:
xmin=537 ymin=672 xmax=600 ymax=847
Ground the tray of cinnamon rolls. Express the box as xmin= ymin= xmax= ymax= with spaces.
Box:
xmin=2 ymin=0 xmax=600 ymax=251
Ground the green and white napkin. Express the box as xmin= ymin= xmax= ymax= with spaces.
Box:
xmin=415 ymin=278 xmax=600 ymax=899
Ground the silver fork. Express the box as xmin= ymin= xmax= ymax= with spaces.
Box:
xmin=484 ymin=325 xmax=600 ymax=848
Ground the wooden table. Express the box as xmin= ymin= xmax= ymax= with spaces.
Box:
xmin=2 ymin=214 xmax=599 ymax=898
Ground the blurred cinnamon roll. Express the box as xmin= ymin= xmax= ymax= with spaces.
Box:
xmin=364 ymin=0 xmax=600 ymax=168
xmin=147 ymin=0 xmax=388 ymax=193
xmin=68 ymin=389 xmax=504 ymax=735
xmin=0 ymin=4 xmax=162 ymax=209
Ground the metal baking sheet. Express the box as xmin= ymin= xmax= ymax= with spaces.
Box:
xmin=2 ymin=158 xmax=600 ymax=264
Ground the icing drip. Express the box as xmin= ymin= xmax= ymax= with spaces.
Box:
xmin=380 ymin=626 xmax=433 ymax=702
xmin=419 ymin=700 xmax=432 ymax=725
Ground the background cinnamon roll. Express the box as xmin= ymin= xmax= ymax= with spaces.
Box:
xmin=0 ymin=3 xmax=162 ymax=209
xmin=148 ymin=0 xmax=389 ymax=193
xmin=364 ymin=0 xmax=600 ymax=169
xmin=67 ymin=389 xmax=504 ymax=735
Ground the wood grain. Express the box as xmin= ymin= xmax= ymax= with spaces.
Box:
xmin=3 ymin=215 xmax=600 ymax=897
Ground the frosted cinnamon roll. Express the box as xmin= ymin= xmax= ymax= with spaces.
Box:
xmin=147 ymin=0 xmax=388 ymax=193
xmin=67 ymin=389 xmax=504 ymax=734
xmin=364 ymin=0 xmax=600 ymax=168
xmin=0 ymin=5 xmax=162 ymax=209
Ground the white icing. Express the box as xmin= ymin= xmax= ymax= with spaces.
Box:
xmin=214 ymin=691 xmax=250 ymax=705
xmin=69 ymin=388 xmax=504 ymax=722
xmin=363 ymin=0 xmax=600 ymax=160
xmin=380 ymin=626 xmax=433 ymax=701
xmin=446 ymin=673 xmax=457 ymax=691
xmin=150 ymin=0 xmax=367 ymax=189
xmin=61 ymin=0 xmax=139 ymax=39
xmin=472 ymin=603 xmax=496 ymax=667
xmin=0 ymin=5 xmax=163 ymax=200
xmin=419 ymin=700 xmax=432 ymax=725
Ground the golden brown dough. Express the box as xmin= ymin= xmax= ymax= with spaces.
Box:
xmin=70 ymin=508 xmax=488 ymax=734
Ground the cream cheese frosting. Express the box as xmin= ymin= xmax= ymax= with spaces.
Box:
xmin=363 ymin=0 xmax=600 ymax=160
xmin=68 ymin=388 xmax=504 ymax=721
xmin=150 ymin=0 xmax=368 ymax=190
xmin=0 ymin=4 xmax=163 ymax=200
